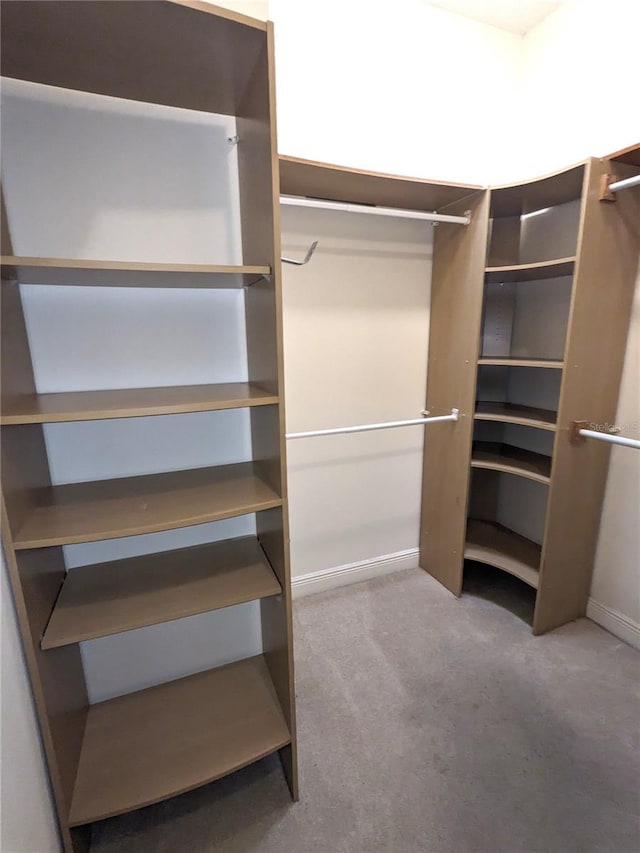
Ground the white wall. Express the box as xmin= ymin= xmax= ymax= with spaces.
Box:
xmin=520 ymin=0 xmax=640 ymax=178
xmin=282 ymin=206 xmax=432 ymax=580
xmin=271 ymin=0 xmax=522 ymax=183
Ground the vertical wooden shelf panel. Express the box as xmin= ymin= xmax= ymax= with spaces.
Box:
xmin=534 ymin=157 xmax=640 ymax=634
xmin=419 ymin=190 xmax=490 ymax=595
xmin=237 ymin=20 xmax=298 ymax=799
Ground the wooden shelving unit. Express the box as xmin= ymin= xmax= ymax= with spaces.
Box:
xmin=0 ymin=3 xmax=297 ymax=851
xmin=420 ymin=156 xmax=640 ymax=633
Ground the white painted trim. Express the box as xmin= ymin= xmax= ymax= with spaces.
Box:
xmin=291 ymin=549 xmax=419 ymax=598
xmin=587 ymin=598 xmax=640 ymax=650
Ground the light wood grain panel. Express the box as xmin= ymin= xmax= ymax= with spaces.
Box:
xmin=471 ymin=442 xmax=551 ymax=484
xmin=474 ymin=401 xmax=557 ymax=431
xmin=534 ymin=158 xmax=640 ymax=634
xmin=239 ymin=22 xmax=298 ymax=798
xmin=490 ymin=164 xmax=586 ymax=217
xmin=279 ymin=155 xmax=482 ymax=211
xmin=478 ymin=358 xmax=564 ymax=369
xmin=0 ymin=1 xmax=266 ymax=115
xmin=42 ymin=536 xmax=281 ymax=649
xmin=606 ymin=142 xmax=640 ymax=166
xmin=485 ymin=257 xmax=575 ymax=283
xmin=487 ymin=215 xmax=521 ymax=267
xmin=68 ymin=655 xmax=290 ymax=826
xmin=465 ymin=519 xmax=540 ymax=588
xmin=2 ymin=383 xmax=278 ymax=425
xmin=12 ymin=462 xmax=283 ymax=550
xmin=1 ymin=283 xmax=88 ymax=853
xmin=419 ymin=191 xmax=490 ymax=595
xmin=1 ymin=257 xmax=269 ymax=289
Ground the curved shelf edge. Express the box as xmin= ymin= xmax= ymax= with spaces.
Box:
xmin=68 ymin=655 xmax=290 ymax=827
xmin=471 ymin=443 xmax=551 ymax=485
xmin=12 ymin=463 xmax=282 ymax=550
xmin=41 ymin=536 xmax=282 ymax=650
xmin=465 ymin=520 xmax=540 ymax=589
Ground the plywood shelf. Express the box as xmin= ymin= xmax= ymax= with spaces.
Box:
xmin=12 ymin=463 xmax=282 ymax=550
xmin=279 ymin=154 xmax=482 ymax=212
xmin=42 ymin=536 xmax=280 ymax=650
xmin=0 ymin=0 xmax=267 ymax=115
xmin=474 ymin=401 xmax=557 ymax=431
xmin=465 ymin=519 xmax=540 ymax=588
xmin=1 ymin=383 xmax=278 ymax=425
xmin=478 ymin=358 xmax=564 ymax=369
xmin=490 ymin=164 xmax=585 ymax=217
xmin=68 ymin=654 xmax=290 ymax=826
xmin=0 ymin=257 xmax=270 ymax=289
xmin=484 ymin=257 xmax=575 ymax=283
xmin=471 ymin=442 xmax=551 ymax=484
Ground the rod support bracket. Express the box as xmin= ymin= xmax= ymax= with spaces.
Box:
xmin=451 ymin=408 xmax=460 ymax=421
xmin=599 ymin=173 xmax=617 ymax=202
xmin=570 ymin=420 xmax=589 ymax=444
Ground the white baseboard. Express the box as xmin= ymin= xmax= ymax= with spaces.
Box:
xmin=587 ymin=598 xmax=640 ymax=650
xmin=292 ymin=548 xmax=419 ymax=599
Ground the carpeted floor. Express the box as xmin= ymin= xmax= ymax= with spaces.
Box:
xmin=91 ymin=566 xmax=640 ymax=853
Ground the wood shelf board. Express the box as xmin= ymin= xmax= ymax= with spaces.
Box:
xmin=474 ymin=401 xmax=557 ymax=431
xmin=477 ymin=358 xmax=564 ymax=369
xmin=490 ymin=164 xmax=585 ymax=217
xmin=471 ymin=441 xmax=551 ymax=484
xmin=1 ymin=383 xmax=278 ymax=425
xmin=68 ymin=655 xmax=290 ymax=826
xmin=0 ymin=1 xmax=267 ymax=116
xmin=1 ymin=257 xmax=270 ymax=289
xmin=605 ymin=142 xmax=640 ymax=166
xmin=484 ymin=257 xmax=575 ymax=283
xmin=42 ymin=536 xmax=281 ymax=649
xmin=13 ymin=463 xmax=282 ymax=550
xmin=279 ymin=155 xmax=483 ymax=212
xmin=465 ymin=519 xmax=540 ymax=588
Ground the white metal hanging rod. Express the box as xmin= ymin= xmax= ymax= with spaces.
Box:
xmin=607 ymin=173 xmax=640 ymax=193
xmin=570 ymin=420 xmax=640 ymax=450
xmin=280 ymin=195 xmax=471 ymax=226
xmin=286 ymin=408 xmax=459 ymax=440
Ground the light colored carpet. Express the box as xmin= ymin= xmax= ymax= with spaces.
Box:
xmin=91 ymin=566 xmax=640 ymax=853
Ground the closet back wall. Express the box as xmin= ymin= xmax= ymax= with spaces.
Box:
xmin=281 ymin=207 xmax=432 ymax=585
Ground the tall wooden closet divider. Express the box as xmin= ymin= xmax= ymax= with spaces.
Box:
xmin=1 ymin=3 xmax=296 ymax=851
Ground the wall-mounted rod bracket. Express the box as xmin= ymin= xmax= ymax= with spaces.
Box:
xmin=600 ymin=171 xmax=640 ymax=201
xmin=227 ymin=135 xmax=240 ymax=145
xmin=570 ymin=420 xmax=640 ymax=450
xmin=282 ymin=240 xmax=319 ymax=266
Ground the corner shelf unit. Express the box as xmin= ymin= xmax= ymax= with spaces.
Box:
xmin=0 ymin=3 xmax=296 ymax=852
xmin=420 ymin=156 xmax=640 ymax=634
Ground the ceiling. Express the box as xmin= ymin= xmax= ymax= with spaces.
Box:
xmin=424 ymin=0 xmax=564 ymax=35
